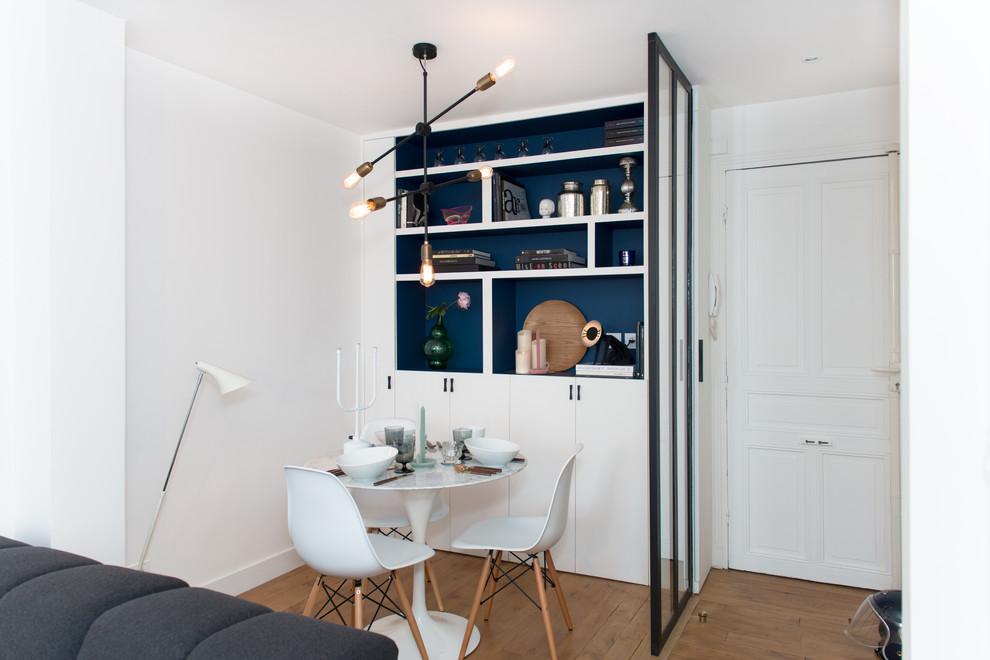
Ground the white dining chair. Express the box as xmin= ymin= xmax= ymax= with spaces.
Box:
xmin=284 ymin=466 xmax=431 ymax=660
xmin=355 ymin=417 xmax=449 ymax=610
xmin=451 ymin=444 xmax=583 ymax=660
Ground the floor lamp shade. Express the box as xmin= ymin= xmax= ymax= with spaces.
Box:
xmin=195 ymin=361 xmax=254 ymax=394
xmin=138 ymin=361 xmax=253 ymax=571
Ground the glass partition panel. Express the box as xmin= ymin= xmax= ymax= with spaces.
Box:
xmin=648 ymin=31 xmax=694 ymax=655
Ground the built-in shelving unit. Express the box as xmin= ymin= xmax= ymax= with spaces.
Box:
xmin=395 ymin=101 xmax=648 ymax=376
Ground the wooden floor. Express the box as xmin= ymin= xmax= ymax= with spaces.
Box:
xmin=239 ymin=552 xmax=877 ymax=659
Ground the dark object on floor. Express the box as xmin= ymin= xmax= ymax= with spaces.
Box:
xmin=0 ymin=535 xmax=397 ymax=659
xmin=845 ymin=589 xmax=903 ymax=659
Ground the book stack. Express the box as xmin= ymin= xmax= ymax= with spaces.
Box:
xmin=604 ymin=117 xmax=644 ymax=147
xmin=514 ymin=248 xmax=587 ymax=270
xmin=432 ymin=249 xmax=496 ymax=272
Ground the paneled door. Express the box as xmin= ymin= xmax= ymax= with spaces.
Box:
xmin=727 ymin=157 xmax=895 ymax=590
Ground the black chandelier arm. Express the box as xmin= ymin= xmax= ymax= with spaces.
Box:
xmin=353 ymin=85 xmax=482 ymax=176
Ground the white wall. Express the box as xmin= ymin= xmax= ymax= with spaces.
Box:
xmin=1 ymin=0 xmax=126 ymax=563
xmin=124 ymin=50 xmax=364 ymax=592
xmin=692 ymin=85 xmax=713 ymax=594
xmin=902 ymin=0 xmax=990 ymax=655
xmin=711 ymin=85 xmax=899 ymax=160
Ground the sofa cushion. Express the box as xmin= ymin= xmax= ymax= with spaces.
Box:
xmin=77 ymin=587 xmax=272 ymax=660
xmin=0 ymin=564 xmax=187 ymax=659
xmin=187 ymin=611 xmax=399 ymax=660
xmin=0 ymin=536 xmax=27 ymax=550
xmin=0 ymin=546 xmax=99 ymax=599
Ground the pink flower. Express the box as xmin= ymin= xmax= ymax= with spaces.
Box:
xmin=426 ymin=291 xmax=473 ymax=320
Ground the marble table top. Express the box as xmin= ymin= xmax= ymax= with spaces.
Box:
xmin=304 ymin=452 xmax=526 ymax=490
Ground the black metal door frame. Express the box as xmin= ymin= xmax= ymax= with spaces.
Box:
xmin=647 ymin=31 xmax=695 ymax=656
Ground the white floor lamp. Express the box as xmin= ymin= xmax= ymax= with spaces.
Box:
xmin=138 ymin=361 xmax=254 ymax=571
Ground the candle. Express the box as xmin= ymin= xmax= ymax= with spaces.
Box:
xmin=420 ymin=406 xmax=426 ymax=449
xmin=515 ymin=348 xmax=531 ymax=374
xmin=517 ymin=329 xmax=532 ymax=351
xmin=531 ymin=338 xmax=547 ymax=369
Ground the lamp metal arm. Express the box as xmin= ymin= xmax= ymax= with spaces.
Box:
xmin=138 ymin=371 xmax=205 ymax=571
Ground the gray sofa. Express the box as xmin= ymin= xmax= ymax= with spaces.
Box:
xmin=0 ymin=536 xmax=397 ymax=659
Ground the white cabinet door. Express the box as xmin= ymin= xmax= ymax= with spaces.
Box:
xmin=448 ymin=374 xmax=511 ymax=556
xmin=393 ymin=371 xmax=453 ymax=550
xmin=394 ymin=371 xmax=510 ymax=552
xmin=508 ymin=376 xmax=577 ymax=571
xmin=574 ymin=378 xmax=649 ymax=585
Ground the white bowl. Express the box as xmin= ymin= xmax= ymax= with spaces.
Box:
xmin=336 ymin=446 xmax=397 ymax=480
xmin=464 ymin=437 xmax=520 ymax=467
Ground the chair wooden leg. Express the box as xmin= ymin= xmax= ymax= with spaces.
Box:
xmin=544 ymin=550 xmax=573 ymax=630
xmin=302 ymin=574 xmax=323 ymax=618
xmin=391 ymin=571 xmax=429 ymax=660
xmin=425 ymin=559 xmax=445 ymax=611
xmin=458 ymin=551 xmax=492 ymax=660
xmin=483 ymin=550 xmax=503 ymax=621
xmin=352 ymin=579 xmax=364 ymax=630
xmin=532 ymin=556 xmax=558 ymax=660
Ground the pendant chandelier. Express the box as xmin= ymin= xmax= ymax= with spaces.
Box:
xmin=343 ymin=43 xmax=515 ymax=287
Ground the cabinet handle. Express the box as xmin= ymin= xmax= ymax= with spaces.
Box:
xmin=387 ymin=376 xmax=392 ymax=390
xmin=443 ymin=378 xmax=448 ymax=393
xmin=450 ymin=378 xmax=454 ymax=393
xmin=577 ymin=385 xmax=581 ymax=401
xmin=569 ymin=385 xmax=574 ymax=400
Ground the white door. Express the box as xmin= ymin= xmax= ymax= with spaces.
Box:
xmin=726 ymin=157 xmax=895 ymax=589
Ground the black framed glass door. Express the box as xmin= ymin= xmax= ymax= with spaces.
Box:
xmin=647 ymin=32 xmax=694 ymax=655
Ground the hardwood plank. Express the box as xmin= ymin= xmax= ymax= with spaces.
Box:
xmin=240 ymin=556 xmax=880 ymax=659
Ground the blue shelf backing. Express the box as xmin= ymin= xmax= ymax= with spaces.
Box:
xmin=396 ymin=280 xmax=484 ymax=372
xmin=395 ymin=103 xmax=644 ymax=172
xmin=491 ymin=275 xmax=644 ymax=374
xmin=396 ymin=228 xmax=589 ymax=275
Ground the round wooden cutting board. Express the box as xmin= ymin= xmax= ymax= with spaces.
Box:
xmin=522 ymin=300 xmax=588 ymax=373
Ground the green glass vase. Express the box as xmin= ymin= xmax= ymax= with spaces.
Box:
xmin=422 ymin=315 xmax=454 ymax=370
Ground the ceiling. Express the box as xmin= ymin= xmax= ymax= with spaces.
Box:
xmin=78 ymin=0 xmax=899 ymax=136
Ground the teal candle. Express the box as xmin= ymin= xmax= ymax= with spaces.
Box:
xmin=420 ymin=406 xmax=426 ymax=450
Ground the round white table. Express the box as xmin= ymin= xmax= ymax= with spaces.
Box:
xmin=305 ymin=454 xmax=526 ymax=659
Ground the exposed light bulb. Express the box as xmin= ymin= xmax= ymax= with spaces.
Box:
xmin=349 ymin=201 xmax=374 ymax=219
xmin=342 ymin=162 xmax=374 ymax=190
xmin=349 ymin=196 xmax=387 ymax=220
xmin=420 ymin=241 xmax=435 ymax=287
xmin=420 ymin=260 xmax=436 ymax=287
xmin=466 ymin=166 xmax=495 ymax=182
xmin=494 ymin=57 xmax=516 ymax=79
xmin=342 ymin=171 xmax=362 ymax=189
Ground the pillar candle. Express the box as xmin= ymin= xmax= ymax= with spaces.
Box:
xmin=531 ymin=338 xmax=547 ymax=369
xmin=515 ymin=348 xmax=531 ymax=374
xmin=517 ymin=329 xmax=532 ymax=351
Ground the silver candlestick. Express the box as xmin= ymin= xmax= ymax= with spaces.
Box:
xmin=618 ymin=156 xmax=638 ymax=213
